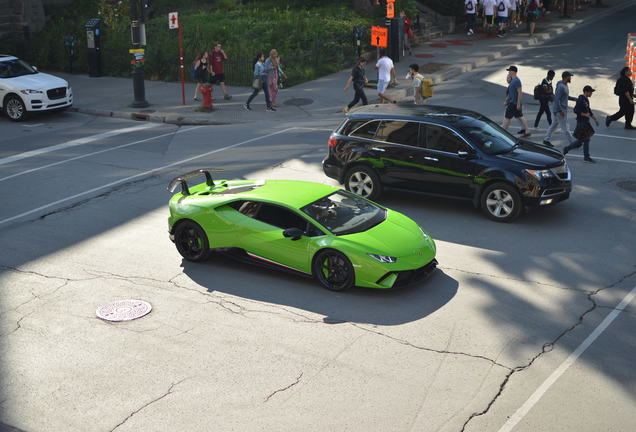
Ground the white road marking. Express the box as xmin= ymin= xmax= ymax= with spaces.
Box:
xmin=22 ymin=123 xmax=44 ymax=127
xmin=565 ymin=154 xmax=636 ymax=165
xmin=0 ymin=127 xmax=299 ymax=226
xmin=594 ymin=132 xmax=636 ymax=141
xmin=497 ymin=284 xmax=636 ymax=432
xmin=0 ymin=123 xmax=161 ymax=166
xmin=0 ymin=126 xmax=204 ymax=183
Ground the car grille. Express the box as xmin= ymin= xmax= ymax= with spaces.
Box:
xmin=377 ymin=259 xmax=438 ymax=288
xmin=47 ymin=87 xmax=66 ymax=100
xmin=550 ymin=163 xmax=571 ymax=181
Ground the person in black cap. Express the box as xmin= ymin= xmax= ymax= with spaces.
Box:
xmin=534 ymin=69 xmax=555 ymax=128
xmin=606 ymin=66 xmax=635 ymax=129
xmin=502 ymin=65 xmax=531 ymax=137
xmin=543 ymin=71 xmax=577 ymax=147
xmin=563 ymin=85 xmax=600 ymax=163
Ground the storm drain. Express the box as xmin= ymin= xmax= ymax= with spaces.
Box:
xmin=617 ymin=180 xmax=636 ymax=192
xmin=284 ymin=98 xmax=313 ymax=106
xmin=96 ymin=299 xmax=152 ymax=322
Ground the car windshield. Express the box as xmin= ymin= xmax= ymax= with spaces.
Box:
xmin=456 ymin=116 xmax=517 ymax=155
xmin=301 ymin=191 xmax=386 ymax=235
xmin=0 ymin=59 xmax=38 ymax=79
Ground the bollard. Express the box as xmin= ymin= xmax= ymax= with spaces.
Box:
xmin=201 ymin=84 xmax=213 ymax=111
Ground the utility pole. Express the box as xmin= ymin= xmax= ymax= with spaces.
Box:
xmin=130 ymin=0 xmax=149 ymax=107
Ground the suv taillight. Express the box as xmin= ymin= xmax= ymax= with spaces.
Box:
xmin=328 ymin=136 xmax=338 ymax=148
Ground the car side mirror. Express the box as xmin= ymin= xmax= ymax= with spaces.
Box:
xmin=283 ymin=227 xmax=304 ymax=240
xmin=32 ymin=66 xmax=38 ymax=72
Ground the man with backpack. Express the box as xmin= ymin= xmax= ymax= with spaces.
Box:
xmin=534 ymin=69 xmax=555 ymax=128
xmin=406 ymin=64 xmax=427 ymax=104
xmin=543 ymin=71 xmax=577 ymax=147
xmin=496 ymin=0 xmax=511 ymax=38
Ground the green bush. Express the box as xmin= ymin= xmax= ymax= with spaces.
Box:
xmin=1 ymin=0 xmax=375 ymax=86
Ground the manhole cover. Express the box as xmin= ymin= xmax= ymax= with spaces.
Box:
xmin=617 ymin=180 xmax=636 ymax=192
xmin=96 ymin=299 xmax=152 ymax=322
xmin=284 ymin=98 xmax=313 ymax=106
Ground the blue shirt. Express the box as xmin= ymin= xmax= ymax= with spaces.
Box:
xmin=507 ymin=76 xmax=521 ymax=105
xmin=253 ymin=61 xmax=267 ymax=78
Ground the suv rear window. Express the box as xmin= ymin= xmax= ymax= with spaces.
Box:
xmin=348 ymin=120 xmax=381 ymax=139
xmin=375 ymin=121 xmax=420 ymax=147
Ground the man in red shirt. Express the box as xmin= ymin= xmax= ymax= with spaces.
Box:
xmin=209 ymin=41 xmax=231 ymax=100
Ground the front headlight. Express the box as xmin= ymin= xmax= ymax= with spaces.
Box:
xmin=525 ymin=169 xmax=553 ymax=180
xmin=368 ymin=254 xmax=397 ymax=263
xmin=419 ymin=226 xmax=430 ymax=240
xmin=20 ymin=89 xmax=43 ymax=94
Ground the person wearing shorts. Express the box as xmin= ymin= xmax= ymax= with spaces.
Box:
xmin=375 ymin=50 xmax=397 ymax=104
xmin=209 ymin=42 xmax=232 ymax=100
xmin=502 ymin=65 xmax=531 ymax=137
xmin=496 ymin=0 xmax=509 ymax=37
xmin=482 ymin=0 xmax=497 ymax=34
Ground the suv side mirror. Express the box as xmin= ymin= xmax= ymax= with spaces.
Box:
xmin=32 ymin=66 xmax=38 ymax=72
xmin=283 ymin=227 xmax=304 ymax=240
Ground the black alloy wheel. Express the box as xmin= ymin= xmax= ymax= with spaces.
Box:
xmin=344 ymin=165 xmax=382 ymax=201
xmin=4 ymin=95 xmax=27 ymax=121
xmin=480 ymin=182 xmax=522 ymax=222
xmin=313 ymin=249 xmax=355 ymax=291
xmin=174 ymin=221 xmax=210 ymax=262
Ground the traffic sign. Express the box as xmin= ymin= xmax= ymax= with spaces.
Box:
xmin=168 ymin=12 xmax=178 ymax=29
xmin=386 ymin=1 xmax=395 ymax=18
xmin=371 ymin=26 xmax=388 ymax=48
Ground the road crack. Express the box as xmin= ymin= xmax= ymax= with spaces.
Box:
xmin=459 ymin=269 xmax=636 ymax=431
xmin=350 ymin=323 xmax=511 ymax=370
xmin=264 ymin=372 xmax=303 ymax=402
xmin=110 ymin=378 xmax=189 ymax=431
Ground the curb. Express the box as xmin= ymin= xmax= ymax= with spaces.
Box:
xmin=68 ymin=106 xmax=242 ymax=126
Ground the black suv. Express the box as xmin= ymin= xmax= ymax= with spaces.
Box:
xmin=322 ymin=105 xmax=572 ymax=222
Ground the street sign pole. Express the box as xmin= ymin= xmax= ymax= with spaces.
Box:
xmin=130 ymin=0 xmax=148 ymax=108
xmin=178 ymin=19 xmax=185 ymax=105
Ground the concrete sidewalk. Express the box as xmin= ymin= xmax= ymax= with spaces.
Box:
xmin=57 ymin=0 xmax=630 ymax=126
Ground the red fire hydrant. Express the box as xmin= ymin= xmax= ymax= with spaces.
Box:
xmin=201 ymin=84 xmax=213 ymax=111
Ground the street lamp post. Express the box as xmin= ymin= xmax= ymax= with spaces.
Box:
xmin=130 ymin=0 xmax=148 ymax=108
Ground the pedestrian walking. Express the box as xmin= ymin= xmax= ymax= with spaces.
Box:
xmin=606 ymin=66 xmax=635 ymax=129
xmin=244 ymin=52 xmax=275 ymax=112
xmin=482 ymin=0 xmax=497 ymax=34
xmin=465 ymin=0 xmax=477 ymax=35
xmin=399 ymin=11 xmax=413 ymax=55
xmin=209 ymin=42 xmax=232 ymax=100
xmin=343 ymin=57 xmax=369 ymax=113
xmin=543 ymin=71 xmax=576 ymax=147
xmin=534 ymin=69 xmax=555 ymax=128
xmin=375 ymin=50 xmax=397 ymax=104
xmin=264 ymin=49 xmax=286 ymax=108
xmin=509 ymin=0 xmax=518 ymax=29
xmin=496 ymin=0 xmax=510 ymax=37
xmin=502 ymin=65 xmax=531 ymax=137
xmin=526 ymin=0 xmax=541 ymax=35
xmin=563 ymin=85 xmax=600 ymax=163
xmin=192 ymin=51 xmax=210 ymax=101
xmin=406 ymin=63 xmax=426 ymax=104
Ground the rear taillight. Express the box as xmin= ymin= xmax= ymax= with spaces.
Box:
xmin=328 ymin=136 xmax=338 ymax=148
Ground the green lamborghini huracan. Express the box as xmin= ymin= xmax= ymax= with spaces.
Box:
xmin=167 ymin=169 xmax=437 ymax=291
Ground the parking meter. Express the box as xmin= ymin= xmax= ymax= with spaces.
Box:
xmin=353 ymin=26 xmax=362 ymax=57
xmin=64 ymin=35 xmax=76 ymax=72
xmin=85 ymin=18 xmax=102 ymax=77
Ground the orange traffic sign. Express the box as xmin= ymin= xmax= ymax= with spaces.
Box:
xmin=386 ymin=1 xmax=395 ymax=18
xmin=371 ymin=26 xmax=388 ymax=48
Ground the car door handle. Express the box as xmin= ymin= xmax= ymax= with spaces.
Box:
xmin=371 ymin=147 xmax=385 ymax=152
xmin=424 ymin=156 xmax=439 ymax=162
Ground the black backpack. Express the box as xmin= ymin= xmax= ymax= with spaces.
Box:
xmin=614 ymin=84 xmax=621 ymax=96
xmin=533 ymin=84 xmax=544 ymax=100
xmin=498 ymin=1 xmax=506 ymax=12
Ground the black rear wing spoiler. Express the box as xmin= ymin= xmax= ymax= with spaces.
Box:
xmin=167 ymin=168 xmax=224 ymax=195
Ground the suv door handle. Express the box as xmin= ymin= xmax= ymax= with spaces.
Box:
xmin=424 ymin=156 xmax=439 ymax=162
xmin=371 ymin=147 xmax=385 ymax=152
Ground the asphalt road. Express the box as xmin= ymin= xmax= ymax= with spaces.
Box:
xmin=1 ymin=6 xmax=635 ymax=432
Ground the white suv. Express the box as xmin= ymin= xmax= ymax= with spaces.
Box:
xmin=0 ymin=54 xmax=73 ymax=121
